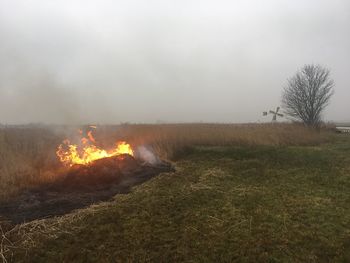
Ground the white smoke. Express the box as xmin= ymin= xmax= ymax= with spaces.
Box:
xmin=135 ymin=146 xmax=160 ymax=165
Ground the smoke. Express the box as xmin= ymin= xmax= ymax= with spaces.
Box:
xmin=135 ymin=146 xmax=160 ymax=165
xmin=0 ymin=69 xmax=84 ymax=125
xmin=0 ymin=0 xmax=349 ymax=123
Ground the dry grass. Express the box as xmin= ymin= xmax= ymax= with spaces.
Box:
xmin=0 ymin=126 xmax=62 ymax=200
xmin=113 ymin=123 xmax=329 ymax=159
xmin=0 ymin=123 xmax=329 ymax=199
xmin=0 ymin=203 xmax=95 ymax=262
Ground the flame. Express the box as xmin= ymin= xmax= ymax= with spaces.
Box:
xmin=56 ymin=129 xmax=133 ymax=167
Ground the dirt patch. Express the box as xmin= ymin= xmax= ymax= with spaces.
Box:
xmin=0 ymin=155 xmax=174 ymax=224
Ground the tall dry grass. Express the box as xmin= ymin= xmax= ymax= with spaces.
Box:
xmin=0 ymin=123 xmax=330 ymax=199
xmin=96 ymin=123 xmax=329 ymax=159
xmin=0 ymin=126 xmax=62 ymax=199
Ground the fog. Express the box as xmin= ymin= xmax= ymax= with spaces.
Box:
xmin=0 ymin=0 xmax=349 ymax=124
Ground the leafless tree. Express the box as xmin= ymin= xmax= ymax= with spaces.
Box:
xmin=282 ymin=64 xmax=334 ymax=127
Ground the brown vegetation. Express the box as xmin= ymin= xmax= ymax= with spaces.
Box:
xmin=0 ymin=123 xmax=330 ymax=199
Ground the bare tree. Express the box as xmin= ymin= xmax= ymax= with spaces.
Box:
xmin=282 ymin=64 xmax=334 ymax=127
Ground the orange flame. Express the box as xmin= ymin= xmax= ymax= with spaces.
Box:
xmin=56 ymin=129 xmax=133 ymax=167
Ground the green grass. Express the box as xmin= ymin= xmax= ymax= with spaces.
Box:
xmin=8 ymin=135 xmax=350 ymax=262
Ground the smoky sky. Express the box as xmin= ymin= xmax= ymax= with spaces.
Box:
xmin=0 ymin=0 xmax=349 ymax=124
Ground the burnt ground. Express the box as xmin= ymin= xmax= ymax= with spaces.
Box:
xmin=0 ymin=155 xmax=174 ymax=224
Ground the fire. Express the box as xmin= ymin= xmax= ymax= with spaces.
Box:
xmin=56 ymin=128 xmax=133 ymax=167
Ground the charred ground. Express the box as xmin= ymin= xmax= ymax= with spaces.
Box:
xmin=0 ymin=155 xmax=174 ymax=224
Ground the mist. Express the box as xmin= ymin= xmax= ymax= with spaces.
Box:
xmin=0 ymin=0 xmax=349 ymax=124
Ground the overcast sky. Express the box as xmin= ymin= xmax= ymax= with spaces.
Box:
xmin=0 ymin=0 xmax=349 ymax=124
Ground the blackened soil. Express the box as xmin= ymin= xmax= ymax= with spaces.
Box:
xmin=0 ymin=155 xmax=174 ymax=224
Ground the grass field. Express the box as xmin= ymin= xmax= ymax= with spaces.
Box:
xmin=0 ymin=123 xmax=329 ymax=199
xmin=2 ymin=133 xmax=349 ymax=262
